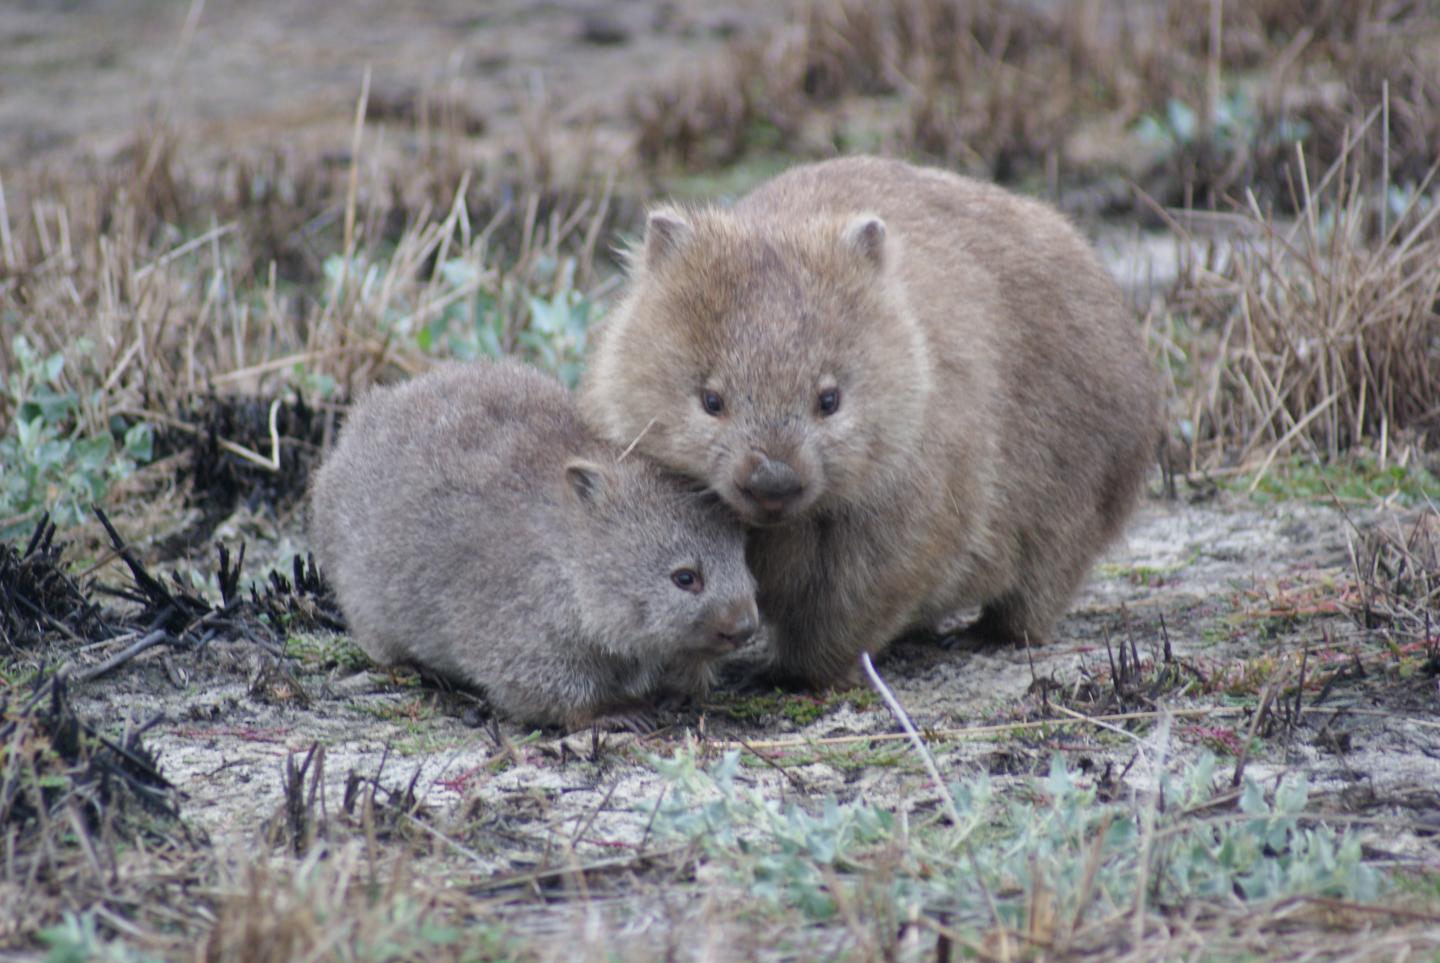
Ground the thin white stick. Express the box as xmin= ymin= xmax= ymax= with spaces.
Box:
xmin=859 ymin=652 xmax=961 ymax=827
xmin=0 ymin=173 xmax=15 ymax=270
xmin=217 ymin=398 xmax=282 ymax=472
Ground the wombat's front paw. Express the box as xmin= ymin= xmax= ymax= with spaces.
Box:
xmin=698 ymin=658 xmax=789 ymax=694
xmin=941 ymin=612 xmax=1050 ymax=650
xmin=737 ymin=661 xmax=856 ymax=694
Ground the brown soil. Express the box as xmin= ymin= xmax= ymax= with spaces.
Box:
xmin=1 ymin=0 xmax=778 ymax=173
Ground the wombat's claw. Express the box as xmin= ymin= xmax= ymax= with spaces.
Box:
xmin=570 ymin=707 xmax=658 ymax=734
xmin=609 ymin=710 xmax=658 ymax=735
xmin=935 ymin=627 xmax=989 ymax=651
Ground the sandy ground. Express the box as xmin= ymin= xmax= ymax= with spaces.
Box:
xmin=67 ymin=490 xmax=1440 ymax=871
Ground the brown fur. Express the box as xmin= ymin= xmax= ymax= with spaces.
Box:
xmin=309 ymin=359 xmax=758 ymax=728
xmin=580 ymin=156 xmax=1159 ymax=686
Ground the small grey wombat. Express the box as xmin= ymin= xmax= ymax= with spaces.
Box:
xmin=309 ymin=359 xmax=759 ymax=728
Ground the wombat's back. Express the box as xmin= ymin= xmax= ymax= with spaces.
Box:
xmin=310 ymin=360 xmax=588 ymax=681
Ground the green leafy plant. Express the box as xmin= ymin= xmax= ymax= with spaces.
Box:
xmin=722 ymin=687 xmax=877 ymax=726
xmin=519 ymin=285 xmax=593 ymax=389
xmin=39 ymin=910 xmax=165 ymax=963
xmin=286 ymin=632 xmax=372 ymax=672
xmin=1134 ymin=89 xmax=1309 ymax=154
xmin=648 ymin=747 xmax=1381 ymax=935
xmin=1240 ymin=454 xmax=1440 ymax=505
xmin=326 ymin=248 xmax=600 ymax=390
xmin=0 ymin=337 xmax=153 ymax=538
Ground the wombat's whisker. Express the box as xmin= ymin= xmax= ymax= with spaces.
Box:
xmin=615 ymin=417 xmax=658 ymax=463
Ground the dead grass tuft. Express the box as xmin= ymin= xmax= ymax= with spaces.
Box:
xmin=1348 ymin=507 xmax=1440 ymax=643
xmin=1131 ymin=0 xmax=1439 ymax=208
xmin=0 ymin=104 xmax=635 ymax=549
xmin=1166 ymin=122 xmax=1440 ymax=473
xmin=629 ymin=0 xmax=1105 ymax=180
xmin=1160 ymin=0 xmax=1428 ymax=70
xmin=203 ymin=842 xmax=426 ymax=963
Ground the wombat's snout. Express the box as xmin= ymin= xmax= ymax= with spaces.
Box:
xmin=738 ymin=454 xmax=804 ymax=516
xmin=712 ymin=599 xmax=759 ymax=650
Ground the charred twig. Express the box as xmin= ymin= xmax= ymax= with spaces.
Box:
xmin=216 ymin=543 xmax=246 ymax=608
xmin=2 ymin=514 xmax=111 ymax=649
xmin=94 ymin=508 xmax=208 ymax=633
xmin=6 ymin=506 xmax=341 ymax=686
xmin=67 ymin=628 xmax=172 ymax=684
xmin=1231 ymin=683 xmax=1276 ymax=787
xmin=1 ymin=674 xmax=179 ymax=842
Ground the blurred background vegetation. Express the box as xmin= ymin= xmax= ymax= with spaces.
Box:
xmin=2 ymin=0 xmax=1437 ymax=545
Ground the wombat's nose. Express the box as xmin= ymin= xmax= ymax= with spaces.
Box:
xmin=715 ymin=601 xmax=759 ymax=649
xmin=741 ymin=457 xmax=803 ymax=513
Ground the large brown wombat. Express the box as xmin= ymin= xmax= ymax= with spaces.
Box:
xmin=581 ymin=156 xmax=1160 ymax=685
xmin=310 ymin=360 xmax=758 ymax=727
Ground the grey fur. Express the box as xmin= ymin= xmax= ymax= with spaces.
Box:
xmin=310 ymin=360 xmax=758 ymax=727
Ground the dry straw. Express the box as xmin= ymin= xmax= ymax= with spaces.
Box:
xmin=1170 ymin=105 xmax=1440 ymax=476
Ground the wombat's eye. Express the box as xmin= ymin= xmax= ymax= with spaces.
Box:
xmin=818 ymin=388 xmax=841 ymax=416
xmin=671 ymin=568 xmax=704 ymax=592
xmin=701 ymin=390 xmax=725 ymax=416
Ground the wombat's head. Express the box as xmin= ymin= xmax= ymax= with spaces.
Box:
xmin=583 ymin=207 xmax=933 ymax=525
xmin=562 ymin=457 xmax=759 ymax=660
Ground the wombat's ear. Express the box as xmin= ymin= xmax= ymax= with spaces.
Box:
xmin=842 ymin=215 xmax=887 ymax=268
xmin=564 ymin=458 xmax=609 ymax=504
xmin=643 ymin=209 xmax=692 ymax=270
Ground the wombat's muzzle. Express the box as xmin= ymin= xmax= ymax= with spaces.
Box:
xmin=711 ymin=599 xmax=760 ymax=651
xmin=738 ymin=455 xmax=804 ymax=516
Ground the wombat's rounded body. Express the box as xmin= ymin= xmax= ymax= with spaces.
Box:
xmin=310 ymin=360 xmax=758 ymax=727
xmin=581 ymin=156 xmax=1159 ymax=685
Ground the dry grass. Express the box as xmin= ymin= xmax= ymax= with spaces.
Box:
xmin=203 ymin=843 xmax=464 ymax=963
xmin=0 ymin=689 xmax=508 ymax=961
xmin=627 ymin=1 xmax=1440 ymax=473
xmin=1161 ymin=112 xmax=1440 ymax=475
xmin=2 ymin=126 xmax=622 ymax=399
xmin=6 ymin=528 xmax=1440 ymax=960
xmin=0 ymin=102 xmax=639 ymax=547
xmin=1159 ymin=0 xmax=1428 ymax=70
xmin=0 ymin=674 xmax=190 ymax=949
xmin=629 ymin=0 xmax=1439 ymax=213
xmin=5 ymin=3 xmax=1440 ymax=958
xmin=630 ymin=0 xmax=1122 ymax=181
